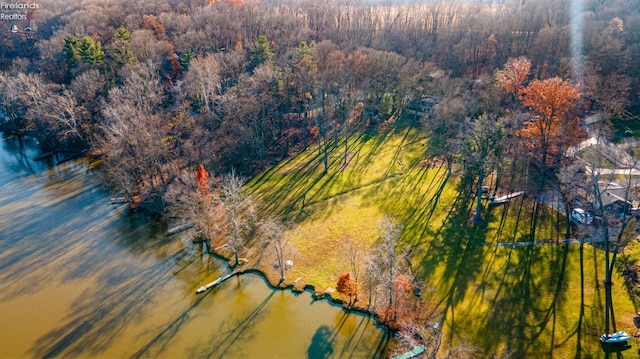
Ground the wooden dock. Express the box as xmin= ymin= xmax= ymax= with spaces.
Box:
xmin=392 ymin=346 xmax=426 ymax=359
xmin=196 ymin=272 xmax=236 ymax=294
xmin=167 ymin=222 xmax=194 ymax=235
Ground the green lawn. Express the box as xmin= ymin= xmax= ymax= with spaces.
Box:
xmin=245 ymin=116 xmax=637 ymax=357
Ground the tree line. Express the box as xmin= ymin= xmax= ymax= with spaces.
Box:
xmin=1 ymin=0 xmax=638 ymax=353
xmin=0 ymin=0 xmax=637 ymax=206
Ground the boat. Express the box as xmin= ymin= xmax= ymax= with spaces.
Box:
xmin=600 ymin=341 xmax=631 ymax=353
xmin=600 ymin=331 xmax=631 ymax=344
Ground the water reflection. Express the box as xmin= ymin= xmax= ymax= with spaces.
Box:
xmin=308 ymin=326 xmax=334 ymax=359
xmin=0 ymin=136 xmax=387 ymax=358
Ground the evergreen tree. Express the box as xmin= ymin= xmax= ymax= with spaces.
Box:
xmin=63 ymin=34 xmax=81 ymax=69
xmin=179 ymin=50 xmax=195 ymax=73
xmin=64 ymin=35 xmax=105 ymax=68
xmin=77 ymin=36 xmax=105 ymax=65
xmin=108 ymin=26 xmax=136 ymax=68
xmin=249 ymin=35 xmax=274 ymax=70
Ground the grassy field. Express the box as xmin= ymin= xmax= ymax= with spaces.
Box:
xmin=245 ymin=116 xmax=637 ymax=357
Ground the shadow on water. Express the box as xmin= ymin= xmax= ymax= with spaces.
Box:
xmin=30 ymin=250 xmax=199 ymax=358
xmin=306 ymin=312 xmax=388 ymax=359
xmin=201 ymin=289 xmax=277 ymax=358
xmin=307 ymin=325 xmax=334 ymax=359
xmin=0 ymin=136 xmax=47 ymax=181
xmin=132 ymin=287 xmax=219 ymax=359
xmin=1 ymin=136 xmax=386 ymax=358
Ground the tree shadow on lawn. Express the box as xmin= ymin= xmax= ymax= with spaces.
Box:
xmin=462 ymin=199 xmax=573 ymax=357
xmin=408 ymin=180 xmax=580 ymax=356
xmin=247 ymin=131 xmax=381 ymax=221
xmin=362 ymin=151 xmax=451 ymax=244
xmin=410 ymin=190 xmax=485 ymax=314
xmin=475 ymin=240 xmax=572 ymax=357
xmin=246 ymin=149 xmax=325 ymax=213
xmin=250 ymin=124 xmax=415 ymax=224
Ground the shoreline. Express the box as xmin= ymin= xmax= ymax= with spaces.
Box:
xmin=194 ymin=238 xmax=388 ymax=327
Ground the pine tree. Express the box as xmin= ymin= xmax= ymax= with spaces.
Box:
xmin=109 ymin=26 xmax=136 ymax=68
xmin=63 ymin=34 xmax=81 ymax=69
xmin=249 ymin=35 xmax=274 ymax=70
xmin=77 ymin=36 xmax=105 ymax=65
xmin=179 ymin=50 xmax=195 ymax=73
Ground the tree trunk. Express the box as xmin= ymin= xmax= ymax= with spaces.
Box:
xmin=323 ymin=136 xmax=328 ymax=174
xmin=564 ymin=204 xmax=571 ymax=240
xmin=473 ymin=164 xmax=485 ymax=224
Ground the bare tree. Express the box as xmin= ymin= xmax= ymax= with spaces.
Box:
xmin=584 ymin=146 xmax=639 ymax=337
xmin=100 ymin=62 xmax=173 ymax=202
xmin=258 ymin=217 xmax=288 ymax=282
xmin=423 ymin=96 xmax=467 ymax=175
xmin=220 ymin=171 xmax=256 ymax=267
xmin=0 ymin=72 xmax=28 ymax=134
xmin=185 ymin=53 xmax=221 ymax=113
xmin=345 ymin=237 xmax=360 ymax=283
xmin=556 ymin=160 xmax=588 ymax=240
xmin=164 ymin=168 xmax=222 ymax=248
xmin=28 ymin=88 xmax=85 ymax=143
xmin=462 ymin=113 xmax=505 ymax=224
xmin=375 ymin=216 xmax=404 ymax=310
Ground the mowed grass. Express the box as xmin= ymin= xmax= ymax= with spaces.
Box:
xmin=245 ymin=116 xmax=637 ymax=357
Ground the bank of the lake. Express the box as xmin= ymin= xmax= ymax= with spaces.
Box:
xmin=243 ymin=119 xmax=640 ymax=358
xmin=0 ymin=136 xmax=388 ymax=358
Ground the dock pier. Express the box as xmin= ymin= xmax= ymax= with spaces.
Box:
xmin=196 ymin=272 xmax=237 ymax=294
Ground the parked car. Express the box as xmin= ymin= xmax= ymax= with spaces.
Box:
xmin=571 ymin=208 xmax=593 ymax=225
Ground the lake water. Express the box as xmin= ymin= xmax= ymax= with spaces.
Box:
xmin=0 ymin=136 xmax=388 ymax=358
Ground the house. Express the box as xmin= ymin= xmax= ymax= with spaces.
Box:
xmin=407 ymin=96 xmax=437 ymax=117
xmin=598 ymin=182 xmax=636 ymax=217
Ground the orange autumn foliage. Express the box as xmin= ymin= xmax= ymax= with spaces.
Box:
xmin=141 ymin=15 xmax=166 ymax=40
xmin=376 ymin=274 xmax=414 ymax=330
xmin=394 ymin=274 xmax=411 ymax=292
xmin=195 ymin=164 xmax=209 ymax=195
xmin=516 ymin=77 xmax=582 ymax=166
xmin=336 ymin=272 xmax=358 ymax=301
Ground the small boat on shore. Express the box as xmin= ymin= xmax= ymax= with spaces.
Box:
xmin=600 ymin=331 xmax=631 ymax=344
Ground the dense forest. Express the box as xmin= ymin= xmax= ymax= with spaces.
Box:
xmin=0 ymin=0 xmax=638 ymax=208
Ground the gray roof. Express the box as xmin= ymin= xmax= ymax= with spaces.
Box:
xmin=598 ymin=182 xmax=634 ymax=209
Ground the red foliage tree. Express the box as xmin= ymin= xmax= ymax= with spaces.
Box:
xmin=376 ymin=274 xmax=414 ymax=330
xmin=336 ymin=272 xmax=358 ymax=306
xmin=195 ymin=164 xmax=209 ymax=195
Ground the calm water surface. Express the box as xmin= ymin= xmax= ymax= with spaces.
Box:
xmin=0 ymin=136 xmax=387 ymax=358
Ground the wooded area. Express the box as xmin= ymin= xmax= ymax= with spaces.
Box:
xmin=3 ymin=1 xmax=640 ymax=356
xmin=1 ymin=0 xmax=638 ymax=209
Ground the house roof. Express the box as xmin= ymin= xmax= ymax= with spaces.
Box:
xmin=598 ymin=182 xmax=635 ymax=209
